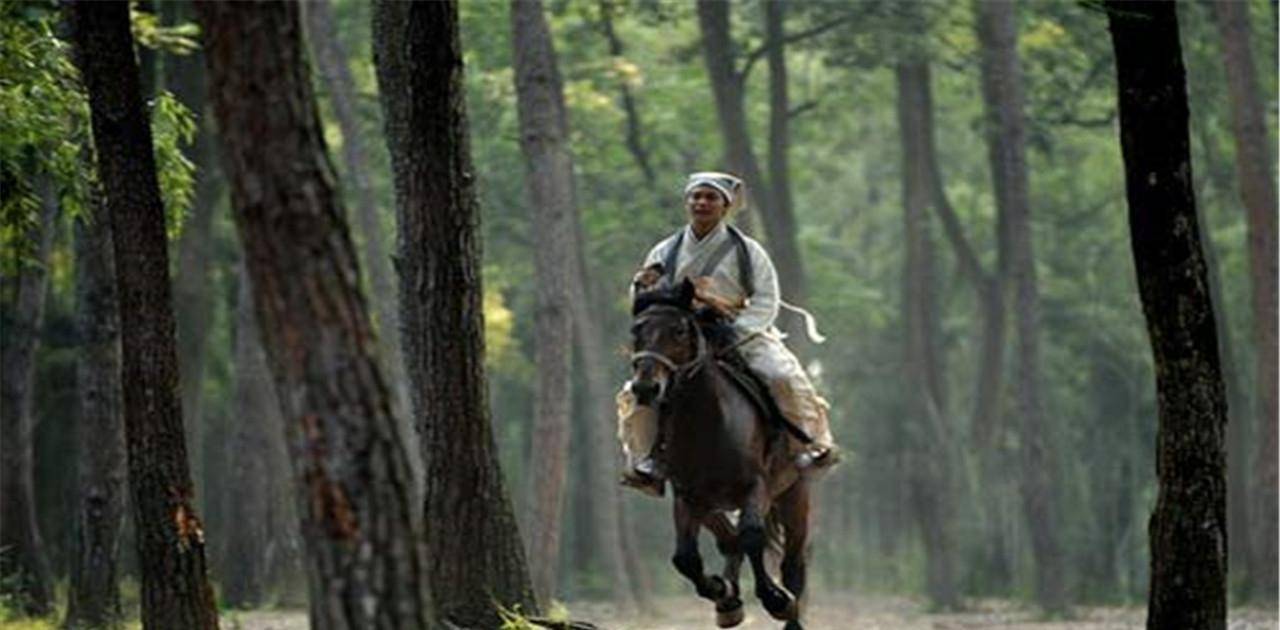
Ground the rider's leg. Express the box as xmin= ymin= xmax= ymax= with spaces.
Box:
xmin=616 ymin=382 xmax=664 ymax=495
xmin=739 ymin=336 xmax=839 ymax=468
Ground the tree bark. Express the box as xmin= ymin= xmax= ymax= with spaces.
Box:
xmin=195 ymin=2 xmax=433 ymax=627
xmin=371 ymin=1 xmax=538 ymax=626
xmin=1107 ymin=2 xmax=1228 ymax=627
xmin=220 ymin=264 xmax=280 ymax=609
xmin=510 ymin=0 xmax=576 ymax=604
xmin=0 ymin=175 xmax=58 ymax=618
xmin=1212 ymin=0 xmax=1278 ymax=599
xmin=302 ymin=0 xmax=417 ymax=477
xmin=895 ymin=60 xmax=959 ymax=611
xmin=68 ymin=2 xmax=219 ymax=627
xmin=162 ymin=0 xmax=220 ymax=516
xmin=976 ymin=0 xmax=1067 ymax=614
xmin=65 ymin=186 xmax=128 ymax=629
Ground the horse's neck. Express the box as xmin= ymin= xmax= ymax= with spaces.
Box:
xmin=666 ymin=365 xmax=734 ymax=445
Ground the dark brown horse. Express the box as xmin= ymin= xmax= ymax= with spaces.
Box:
xmin=630 ymin=279 xmax=812 ymax=630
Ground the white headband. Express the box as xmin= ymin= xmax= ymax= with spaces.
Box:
xmin=683 ymin=171 xmax=743 ymax=206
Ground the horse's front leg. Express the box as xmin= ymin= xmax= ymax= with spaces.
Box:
xmin=672 ymin=496 xmax=731 ymax=603
xmin=704 ymin=512 xmax=745 ymax=627
xmin=740 ymin=477 xmax=796 ymax=622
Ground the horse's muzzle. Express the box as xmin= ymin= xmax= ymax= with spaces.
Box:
xmin=631 ymin=377 xmax=664 ymax=406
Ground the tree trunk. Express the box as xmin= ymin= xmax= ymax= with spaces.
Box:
xmin=65 ymin=185 xmax=127 ymax=629
xmin=68 ymin=2 xmax=219 ymax=627
xmin=694 ymin=0 xmax=763 ymax=235
xmin=195 ymin=3 xmax=432 ymax=627
xmin=511 ymin=0 xmax=576 ymax=603
xmin=0 ymin=175 xmax=58 ymax=618
xmin=220 ymin=264 xmax=279 ymax=609
xmin=371 ymin=1 xmax=538 ymax=626
xmin=1212 ymin=0 xmax=1278 ymax=599
xmin=302 ymin=0 xmax=418 ymax=482
xmin=976 ymin=0 xmax=1067 ymax=613
xmin=1107 ymin=2 xmax=1228 ymax=627
xmin=763 ymin=0 xmax=809 ymax=321
xmin=162 ymin=0 xmax=220 ymax=517
xmin=895 ymin=60 xmax=958 ymax=611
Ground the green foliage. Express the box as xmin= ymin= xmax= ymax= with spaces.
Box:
xmin=0 ymin=1 xmax=88 ymax=271
xmin=0 ymin=0 xmax=198 ymax=274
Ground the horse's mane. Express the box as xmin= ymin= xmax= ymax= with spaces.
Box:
xmin=632 ymin=279 xmax=738 ymax=350
xmin=631 ymin=279 xmax=694 ymax=316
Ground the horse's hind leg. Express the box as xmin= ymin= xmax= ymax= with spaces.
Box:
xmin=704 ymin=513 xmax=745 ymax=627
xmin=740 ymin=477 xmax=796 ymax=621
xmin=672 ymin=497 xmax=731 ymax=604
xmin=776 ymin=481 xmax=811 ymax=630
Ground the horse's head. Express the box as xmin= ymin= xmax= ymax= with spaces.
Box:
xmin=630 ymin=279 xmax=706 ymax=406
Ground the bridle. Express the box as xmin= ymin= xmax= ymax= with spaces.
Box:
xmin=630 ymin=306 xmax=709 ymax=384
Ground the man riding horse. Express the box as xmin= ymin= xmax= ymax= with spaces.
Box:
xmin=618 ymin=171 xmax=840 ymax=497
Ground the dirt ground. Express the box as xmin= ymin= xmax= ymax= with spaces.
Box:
xmin=223 ymin=594 xmax=1279 ymax=629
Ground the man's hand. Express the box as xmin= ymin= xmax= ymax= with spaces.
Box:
xmin=632 ymin=263 xmax=664 ymax=294
xmin=691 ymin=276 xmax=744 ymax=318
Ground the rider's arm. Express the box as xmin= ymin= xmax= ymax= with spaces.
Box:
xmin=731 ymin=239 xmax=780 ymax=337
xmin=630 ymin=238 xmax=672 ymax=299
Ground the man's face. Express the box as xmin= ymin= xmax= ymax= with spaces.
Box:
xmin=685 ymin=186 xmax=728 ymax=234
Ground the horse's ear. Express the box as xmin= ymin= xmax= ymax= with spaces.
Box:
xmin=678 ymin=277 xmax=696 ymax=306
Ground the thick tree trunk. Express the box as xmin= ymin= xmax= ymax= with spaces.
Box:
xmin=371 ymin=1 xmax=538 ymax=626
xmin=162 ymin=0 xmax=220 ymax=515
xmin=220 ymin=264 xmax=279 ymax=609
xmin=68 ymin=2 xmax=219 ymax=627
xmin=1107 ymin=2 xmax=1228 ymax=627
xmin=0 ymin=176 xmax=58 ymax=618
xmin=65 ymin=188 xmax=127 ymax=629
xmin=511 ymin=0 xmax=576 ymax=603
xmin=763 ymin=0 xmax=808 ymax=319
xmin=1212 ymin=0 xmax=1279 ymax=598
xmin=302 ymin=1 xmax=417 ymax=479
xmin=895 ymin=61 xmax=958 ymax=611
xmin=196 ymin=3 xmax=433 ymax=627
xmin=975 ymin=0 xmax=1067 ymax=613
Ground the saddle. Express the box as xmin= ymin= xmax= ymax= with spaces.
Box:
xmin=696 ymin=317 xmax=814 ymax=447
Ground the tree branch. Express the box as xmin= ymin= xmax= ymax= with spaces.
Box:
xmin=741 ymin=13 xmax=860 ymax=80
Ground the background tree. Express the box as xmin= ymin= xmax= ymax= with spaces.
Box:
xmin=976 ymin=0 xmax=1067 ymax=613
xmin=1107 ymin=1 xmax=1228 ymax=627
xmin=65 ymin=185 xmax=127 ymax=628
xmin=372 ymin=0 xmax=538 ymax=626
xmin=1211 ymin=0 xmax=1279 ymax=600
xmin=511 ymin=0 xmax=577 ymax=603
xmin=195 ymin=2 xmax=432 ymax=626
xmin=67 ymin=1 xmax=219 ymax=627
xmin=895 ymin=58 xmax=959 ymax=611
xmin=0 ymin=175 xmax=58 ymax=617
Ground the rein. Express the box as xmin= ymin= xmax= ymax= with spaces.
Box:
xmin=630 ymin=309 xmax=709 ymax=383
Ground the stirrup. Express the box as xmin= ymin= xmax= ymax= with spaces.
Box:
xmin=620 ymin=470 xmax=666 ymax=497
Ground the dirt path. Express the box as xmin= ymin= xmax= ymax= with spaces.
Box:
xmin=223 ymin=594 xmax=1278 ymax=629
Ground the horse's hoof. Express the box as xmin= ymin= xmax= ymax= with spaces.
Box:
xmin=758 ymin=585 xmax=796 ymax=621
xmin=715 ymin=599 xmax=744 ymax=628
xmin=782 ymin=620 xmax=804 ymax=630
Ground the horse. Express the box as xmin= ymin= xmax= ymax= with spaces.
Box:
xmin=630 ymin=278 xmax=812 ymax=630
